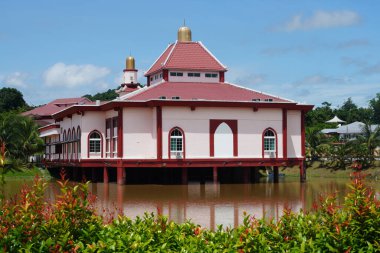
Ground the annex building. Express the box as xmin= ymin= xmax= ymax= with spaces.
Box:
xmin=33 ymin=26 xmax=313 ymax=184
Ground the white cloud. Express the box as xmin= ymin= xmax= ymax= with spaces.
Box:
xmin=278 ymin=10 xmax=360 ymax=32
xmin=1 ymin=72 xmax=28 ymax=88
xmin=43 ymin=62 xmax=110 ymax=87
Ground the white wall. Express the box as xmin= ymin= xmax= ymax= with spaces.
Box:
xmin=150 ymin=72 xmax=163 ymax=85
xmin=123 ymin=107 xmax=156 ymax=159
xmin=287 ymin=110 xmax=302 ymax=158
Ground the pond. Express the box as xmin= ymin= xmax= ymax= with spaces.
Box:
xmin=2 ymin=177 xmax=379 ymax=229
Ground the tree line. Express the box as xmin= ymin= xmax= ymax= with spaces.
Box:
xmin=305 ymin=93 xmax=380 ymax=169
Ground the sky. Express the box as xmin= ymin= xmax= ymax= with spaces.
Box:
xmin=1 ymin=0 xmax=379 ymax=108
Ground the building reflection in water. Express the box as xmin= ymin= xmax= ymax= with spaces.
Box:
xmin=90 ymin=179 xmax=350 ymax=229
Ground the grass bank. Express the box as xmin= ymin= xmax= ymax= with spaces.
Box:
xmin=281 ymin=161 xmax=380 ymax=179
xmin=1 ymin=166 xmax=51 ymax=180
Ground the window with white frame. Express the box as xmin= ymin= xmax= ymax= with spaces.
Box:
xmin=89 ymin=132 xmax=101 ymax=154
xmin=112 ymin=117 xmax=118 ymax=156
xmin=264 ymin=129 xmax=276 ymax=156
xmin=170 ymin=128 xmax=183 ymax=159
xmin=106 ymin=119 xmax=111 ymax=157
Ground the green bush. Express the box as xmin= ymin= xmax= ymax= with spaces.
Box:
xmin=1 ymin=172 xmax=379 ymax=252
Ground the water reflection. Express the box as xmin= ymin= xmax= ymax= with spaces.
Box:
xmin=91 ymin=178 xmax=351 ymax=229
xmin=3 ymin=178 xmax=378 ymax=229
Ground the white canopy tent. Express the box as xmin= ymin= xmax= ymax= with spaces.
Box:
xmin=326 ymin=116 xmax=345 ymax=123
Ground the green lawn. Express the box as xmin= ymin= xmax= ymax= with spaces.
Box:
xmin=281 ymin=160 xmax=380 ymax=179
xmin=1 ymin=166 xmax=51 ymax=180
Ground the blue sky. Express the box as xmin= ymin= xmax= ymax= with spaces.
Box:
xmin=1 ymin=0 xmax=379 ymax=107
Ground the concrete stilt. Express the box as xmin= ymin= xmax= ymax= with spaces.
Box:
xmin=73 ymin=167 xmax=79 ymax=181
xmin=300 ymin=161 xmax=306 ymax=183
xmin=213 ymin=166 xmax=218 ymax=184
xmin=117 ymin=167 xmax=125 ymax=185
xmin=273 ymin=166 xmax=279 ymax=183
xmin=243 ymin=167 xmax=251 ymax=184
xmin=103 ymin=167 xmax=109 ymax=183
xmin=182 ymin=167 xmax=188 ymax=185
xmin=253 ymin=167 xmax=260 ymax=183
xmin=81 ymin=168 xmax=86 ymax=182
xmin=91 ymin=168 xmax=97 ymax=183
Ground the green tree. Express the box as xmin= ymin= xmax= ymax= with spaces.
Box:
xmin=0 ymin=87 xmax=27 ymax=113
xmin=354 ymin=123 xmax=380 ymax=166
xmin=305 ymin=101 xmax=334 ymax=128
xmin=83 ymin=89 xmax=118 ymax=101
xmin=0 ymin=112 xmax=43 ymax=167
xmin=369 ymin=93 xmax=380 ymax=124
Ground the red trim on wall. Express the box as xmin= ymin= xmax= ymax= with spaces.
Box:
xmin=118 ymin=109 xmax=123 ymax=158
xmin=209 ymin=120 xmax=238 ymax=157
xmin=282 ymin=109 xmax=287 ymax=159
xmin=219 ymin=72 xmax=225 ymax=82
xmin=168 ymin=127 xmax=186 ymax=159
xmin=157 ymin=106 xmax=162 ymax=160
xmin=261 ymin=128 xmax=278 ymax=158
xmin=45 ymin=157 xmax=304 ymax=169
xmin=163 ymin=70 xmax=169 ymax=81
xmin=87 ymin=130 xmax=103 ymax=158
xmin=301 ymin=110 xmax=305 ymax=157
xmin=53 ymin=100 xmax=313 ymax=120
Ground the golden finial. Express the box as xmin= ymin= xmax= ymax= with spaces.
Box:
xmin=126 ymin=55 xmax=135 ymax=70
xmin=177 ymin=21 xmax=192 ymax=42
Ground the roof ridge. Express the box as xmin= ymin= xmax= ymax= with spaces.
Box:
xmin=162 ymin=40 xmax=177 ymax=67
xmin=198 ymin=41 xmax=227 ymax=70
xmin=224 ymin=82 xmax=295 ymax=103
xmin=119 ymin=81 xmax=166 ymax=101
xmin=145 ymin=43 xmax=173 ymax=76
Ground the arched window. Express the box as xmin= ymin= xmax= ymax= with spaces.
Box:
xmin=68 ymin=129 xmax=72 ymax=158
xmin=89 ymin=131 xmax=102 ymax=156
xmin=77 ymin=127 xmax=81 ymax=157
xmin=263 ymin=128 xmax=277 ymax=158
xmin=169 ymin=127 xmax=184 ymax=159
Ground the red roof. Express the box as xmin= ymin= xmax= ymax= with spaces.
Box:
xmin=145 ymin=42 xmax=227 ymax=76
xmin=23 ymin=97 xmax=92 ymax=117
xmin=127 ymin=82 xmax=291 ymax=103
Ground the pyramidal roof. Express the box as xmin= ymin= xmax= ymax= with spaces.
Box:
xmin=145 ymin=41 xmax=227 ymax=76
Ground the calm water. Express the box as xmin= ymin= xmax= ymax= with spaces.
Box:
xmin=3 ymin=177 xmax=379 ymax=229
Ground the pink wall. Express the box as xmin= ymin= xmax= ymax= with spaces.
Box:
xmin=123 ymin=107 xmax=157 ymax=159
xmin=287 ymin=110 xmax=302 ymax=158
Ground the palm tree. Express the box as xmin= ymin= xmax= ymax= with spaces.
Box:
xmin=356 ymin=123 xmax=380 ymax=165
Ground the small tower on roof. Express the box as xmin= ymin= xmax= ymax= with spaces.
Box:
xmin=177 ymin=21 xmax=192 ymax=42
xmin=123 ymin=55 xmax=138 ymax=87
xmin=116 ymin=54 xmax=140 ymax=96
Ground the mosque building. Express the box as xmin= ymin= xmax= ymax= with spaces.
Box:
xmin=36 ymin=25 xmax=313 ymax=184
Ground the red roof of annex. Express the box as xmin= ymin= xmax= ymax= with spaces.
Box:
xmin=23 ymin=97 xmax=92 ymax=117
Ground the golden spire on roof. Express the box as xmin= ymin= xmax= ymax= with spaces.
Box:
xmin=178 ymin=20 xmax=192 ymax=42
xmin=125 ymin=55 xmax=135 ymax=70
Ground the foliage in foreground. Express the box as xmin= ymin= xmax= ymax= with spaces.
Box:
xmin=1 ymin=173 xmax=379 ymax=252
